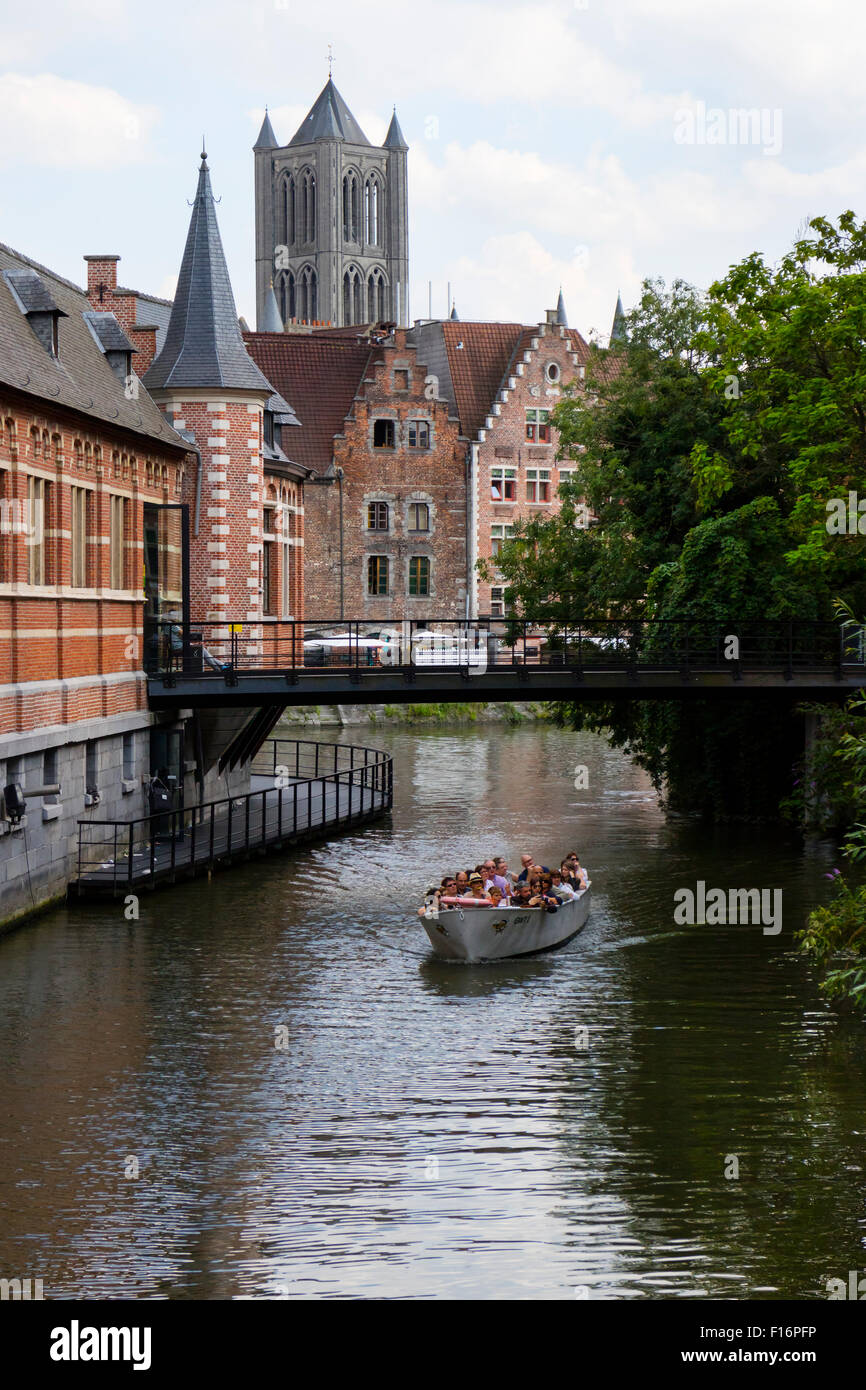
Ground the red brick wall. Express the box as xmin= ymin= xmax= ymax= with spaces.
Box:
xmin=0 ymin=393 xmax=185 ymax=736
xmin=474 ymin=323 xmax=587 ymax=614
xmin=304 ymin=333 xmax=468 ymax=621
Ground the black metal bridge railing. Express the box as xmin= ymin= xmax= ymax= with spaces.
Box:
xmin=72 ymin=738 xmax=393 ymax=897
xmin=146 ymin=616 xmax=863 ymax=684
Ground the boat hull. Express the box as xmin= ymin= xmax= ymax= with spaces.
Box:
xmin=418 ymin=887 xmax=591 ymax=963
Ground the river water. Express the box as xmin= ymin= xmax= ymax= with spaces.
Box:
xmin=0 ymin=723 xmax=864 ymax=1301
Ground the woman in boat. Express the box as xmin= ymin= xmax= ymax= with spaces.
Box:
xmin=550 ymin=869 xmax=577 ymax=901
xmin=528 ymin=876 xmax=559 ymax=912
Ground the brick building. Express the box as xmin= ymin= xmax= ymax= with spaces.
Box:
xmin=0 ymin=240 xmax=192 ymax=927
xmin=0 ymin=151 xmax=310 ymax=931
xmin=408 ymin=298 xmax=592 ymax=616
xmin=245 ymin=326 xmax=467 ymax=622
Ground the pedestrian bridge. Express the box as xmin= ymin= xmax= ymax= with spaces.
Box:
xmin=145 ymin=617 xmax=866 ymax=707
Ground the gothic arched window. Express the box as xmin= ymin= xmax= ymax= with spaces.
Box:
xmin=278 ymin=271 xmax=296 ymax=323
xmin=281 ymin=174 xmax=296 ymax=248
xmin=369 ymin=177 xmax=380 ymax=245
xmin=342 ymin=171 xmax=359 ymax=243
xmin=301 ymin=168 xmax=316 ymax=243
xmin=367 ymin=269 xmax=387 ymax=322
xmin=299 ymin=265 xmax=317 ymax=322
xmin=343 ymin=266 xmax=362 ymax=325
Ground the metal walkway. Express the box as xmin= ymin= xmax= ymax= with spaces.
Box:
xmin=70 ymin=739 xmax=392 ymax=900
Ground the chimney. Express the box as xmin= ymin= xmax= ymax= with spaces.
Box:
xmin=130 ymin=324 xmax=158 ymax=376
xmin=84 ymin=254 xmax=120 ymax=307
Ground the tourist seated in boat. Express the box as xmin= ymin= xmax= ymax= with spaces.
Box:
xmin=565 ymin=854 xmax=588 ymax=889
xmin=487 ymin=884 xmax=506 ymax=908
xmin=486 ymin=858 xmax=512 ymax=897
xmin=455 ymin=870 xmax=470 ymax=893
xmin=516 ymin=854 xmax=551 ymax=883
xmin=527 ymin=876 xmax=559 ymax=912
xmin=550 ymin=870 xmax=577 ymax=901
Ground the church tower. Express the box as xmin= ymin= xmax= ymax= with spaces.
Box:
xmin=254 ymin=79 xmax=409 ymax=330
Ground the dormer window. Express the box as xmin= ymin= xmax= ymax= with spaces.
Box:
xmin=2 ymin=268 xmax=67 ymax=357
xmin=263 ymin=410 xmax=274 ymax=450
xmin=82 ymin=311 xmax=136 ymax=385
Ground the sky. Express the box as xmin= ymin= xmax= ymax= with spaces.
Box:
xmin=0 ymin=0 xmax=864 ymax=341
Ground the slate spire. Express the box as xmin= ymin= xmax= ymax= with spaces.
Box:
xmin=254 ymin=108 xmax=278 ymax=150
xmin=610 ymin=291 xmax=627 ymax=344
xmin=261 ymin=280 xmax=283 ymax=333
xmin=145 ymin=149 xmax=273 ymax=392
xmin=384 ymin=107 xmax=408 ymax=150
xmin=556 ymin=287 xmax=568 ymax=327
xmin=289 ymin=78 xmax=370 ymax=145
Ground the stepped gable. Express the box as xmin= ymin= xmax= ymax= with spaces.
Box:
xmin=244 ymin=332 xmax=372 ymax=475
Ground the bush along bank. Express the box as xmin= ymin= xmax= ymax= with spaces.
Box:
xmin=277 ymin=701 xmax=550 ymax=729
xmin=797 ymin=688 xmax=866 ymax=1014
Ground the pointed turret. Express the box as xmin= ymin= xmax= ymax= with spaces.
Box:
xmin=145 ymin=150 xmax=273 ymax=392
xmin=610 ymin=291 xmax=627 ymax=344
xmin=261 ymin=281 xmax=283 ymax=333
xmin=254 ymin=108 xmax=278 ymax=150
xmin=384 ymin=107 xmax=408 ymax=150
xmin=556 ymin=287 xmax=568 ymax=327
xmin=449 ymin=302 xmax=459 ymax=321
xmin=289 ymin=78 xmax=370 ymax=145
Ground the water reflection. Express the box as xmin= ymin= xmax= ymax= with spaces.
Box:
xmin=0 ymin=724 xmax=863 ymax=1299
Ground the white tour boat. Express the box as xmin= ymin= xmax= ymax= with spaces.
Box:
xmin=418 ymin=883 xmax=591 ymax=963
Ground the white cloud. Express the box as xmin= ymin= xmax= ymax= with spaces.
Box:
xmin=0 ymin=74 xmax=158 ymax=168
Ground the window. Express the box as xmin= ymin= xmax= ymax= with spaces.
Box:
xmin=0 ymin=469 xmax=8 ymax=580
xmin=110 ymin=494 xmax=126 ymax=589
xmin=367 ymin=501 xmax=389 ymax=531
xmin=408 ymin=502 xmax=429 ymax=532
xmin=394 ymin=369 xmax=409 ymax=391
xmin=526 ymin=469 xmax=551 ymax=503
xmin=342 ymin=171 xmax=359 ymax=242
xmin=122 ymin=733 xmax=135 ymax=781
xmin=27 ymin=475 xmax=47 ymax=584
xmin=367 ymin=270 xmax=386 ymax=321
xmin=71 ymin=485 xmax=88 ymax=586
xmin=373 ymin=419 xmax=395 ymax=448
xmin=558 ymin=468 xmax=574 ymax=491
xmin=262 ymin=537 xmax=274 ymax=614
xmin=408 ymin=420 xmax=430 ymax=449
xmin=545 ymin=361 xmax=561 ymax=384
xmin=85 ymin=741 xmax=98 ymax=796
xmin=343 ymin=266 xmax=362 ymax=325
xmin=525 ymin=408 xmax=550 ymax=442
xmin=409 ymin=555 xmax=430 ymax=596
xmin=263 ymin=411 xmax=274 ymax=449
xmin=367 ymin=555 xmax=389 ymax=595
xmin=43 ymin=748 xmax=57 ymax=786
xmin=491 ymin=467 xmax=516 ymax=502
xmin=490 ymin=586 xmax=506 ymax=617
xmin=490 ymin=522 xmax=515 ymax=557
xmin=364 ymin=177 xmax=380 ymax=244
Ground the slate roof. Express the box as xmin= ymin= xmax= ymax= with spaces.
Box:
xmin=0 ymin=242 xmax=187 ymax=452
xmin=83 ymin=311 xmax=135 ymax=354
xmin=288 ymin=78 xmax=370 ymax=146
xmin=260 ymin=282 xmax=283 ymax=332
xmin=610 ymin=292 xmax=627 ymax=343
xmin=556 ymin=288 xmax=568 ymax=327
xmin=243 ymin=332 xmax=372 ymax=475
xmin=144 ymin=152 xmax=274 ymax=394
xmin=254 ymin=109 xmax=278 ymax=150
xmin=384 ymin=109 xmax=408 ymax=149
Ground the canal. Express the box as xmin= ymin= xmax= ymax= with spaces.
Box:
xmin=0 ymin=723 xmax=863 ymax=1300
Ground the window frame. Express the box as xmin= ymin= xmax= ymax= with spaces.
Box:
xmin=407 ymin=501 xmax=430 ymax=533
xmin=367 ymin=501 xmax=389 ymax=531
xmin=70 ymin=484 xmax=89 ymax=587
xmin=525 ymin=407 xmax=551 ymax=443
xmin=373 ymin=419 xmax=396 ymax=449
xmin=408 ymin=554 xmax=431 ymax=597
xmin=526 ymin=468 xmax=551 ymax=504
xmin=367 ymin=554 xmax=389 ymax=596
xmin=490 ymin=467 xmax=517 ymax=502
xmin=407 ymin=419 xmax=430 ymax=450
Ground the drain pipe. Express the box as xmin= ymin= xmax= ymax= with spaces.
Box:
xmin=336 ymin=466 xmax=345 ymax=621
